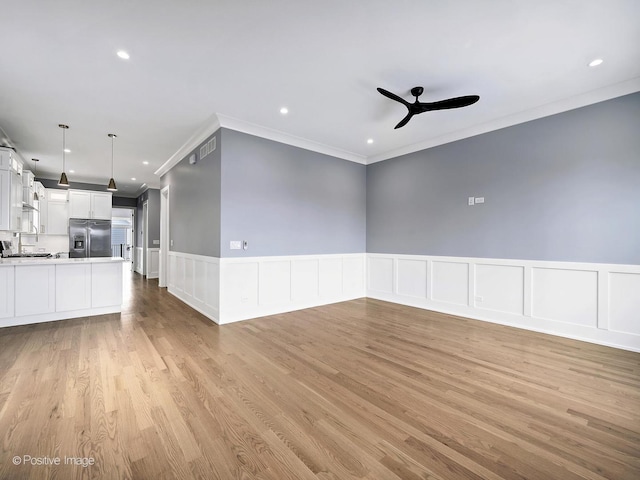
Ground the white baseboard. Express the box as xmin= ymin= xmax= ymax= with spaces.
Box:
xmin=367 ymin=253 xmax=640 ymax=352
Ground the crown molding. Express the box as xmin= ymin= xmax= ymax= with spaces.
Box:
xmin=216 ymin=114 xmax=367 ymax=164
xmin=157 ymin=79 xmax=640 ymax=174
xmin=154 ymin=114 xmax=221 ymax=177
xmin=368 ymin=77 xmax=640 ymax=164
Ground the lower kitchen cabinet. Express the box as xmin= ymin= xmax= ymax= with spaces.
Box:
xmin=92 ymin=262 xmax=123 ymax=308
xmin=0 ymin=259 xmax=123 ymax=327
xmin=56 ymin=263 xmax=91 ymax=312
xmin=0 ymin=266 xmax=14 ymax=318
xmin=15 ymin=264 xmax=56 ymax=316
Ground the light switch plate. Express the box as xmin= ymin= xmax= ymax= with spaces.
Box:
xmin=468 ymin=197 xmax=475 ymax=206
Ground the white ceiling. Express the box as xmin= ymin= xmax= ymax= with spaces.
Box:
xmin=1 ymin=0 xmax=639 ymax=196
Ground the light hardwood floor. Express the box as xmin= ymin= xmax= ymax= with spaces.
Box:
xmin=0 ymin=270 xmax=639 ymax=479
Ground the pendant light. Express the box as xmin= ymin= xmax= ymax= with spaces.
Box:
xmin=32 ymin=158 xmax=39 ymax=200
xmin=107 ymin=133 xmax=118 ymax=191
xmin=58 ymin=124 xmax=70 ymax=187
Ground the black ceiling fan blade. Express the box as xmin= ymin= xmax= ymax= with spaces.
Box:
xmin=422 ymin=95 xmax=480 ymax=111
xmin=394 ymin=112 xmax=414 ymax=129
xmin=377 ymin=87 xmax=410 ymax=106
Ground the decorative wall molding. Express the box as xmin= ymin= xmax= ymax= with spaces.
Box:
xmin=166 ymin=252 xmax=366 ymax=325
xmin=168 ymin=252 xmax=220 ymax=323
xmin=367 ymin=253 xmax=640 ymax=352
xmin=147 ymin=248 xmax=160 ymax=279
xmin=134 ymin=247 xmax=144 ymax=274
xmin=219 ymin=253 xmax=366 ymax=324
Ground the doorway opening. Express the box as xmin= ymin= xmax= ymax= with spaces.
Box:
xmin=111 ymin=207 xmax=135 ymax=272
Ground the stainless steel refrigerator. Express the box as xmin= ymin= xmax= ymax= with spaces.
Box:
xmin=69 ymin=218 xmax=112 ymax=258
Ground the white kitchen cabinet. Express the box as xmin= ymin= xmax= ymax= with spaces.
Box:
xmin=1 ymin=147 xmax=24 ymax=231
xmin=14 ymin=264 xmax=56 ymax=316
xmin=0 ymin=266 xmax=15 ymax=319
xmin=69 ymin=190 xmax=112 ymax=220
xmin=41 ymin=189 xmax=69 ymax=235
xmin=92 ymin=262 xmax=123 ymax=307
xmin=0 ymin=169 xmax=9 ymax=230
xmin=56 ymin=263 xmax=91 ymax=311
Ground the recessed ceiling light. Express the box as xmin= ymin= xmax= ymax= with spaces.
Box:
xmin=142 ymin=161 xmax=149 ymax=165
xmin=64 ymin=148 xmax=71 ymax=153
xmin=367 ymin=138 xmax=374 ymax=144
xmin=588 ymin=58 xmax=603 ymax=67
xmin=131 ymin=177 xmax=136 ymax=181
xmin=117 ymin=50 xmax=130 ymax=60
xmin=280 ymin=107 xmax=288 ymax=115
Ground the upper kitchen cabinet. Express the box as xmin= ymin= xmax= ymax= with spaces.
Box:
xmin=69 ymin=190 xmax=112 ymax=219
xmin=41 ymin=189 xmax=69 ymax=235
xmin=0 ymin=147 xmax=24 ymax=231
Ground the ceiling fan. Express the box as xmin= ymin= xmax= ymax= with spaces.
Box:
xmin=377 ymin=86 xmax=479 ymax=129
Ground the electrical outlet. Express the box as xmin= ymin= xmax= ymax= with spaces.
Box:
xmin=230 ymin=241 xmax=242 ymax=250
xmin=475 ymin=197 xmax=485 ymax=204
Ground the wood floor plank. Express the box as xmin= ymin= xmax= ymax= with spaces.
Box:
xmin=0 ymin=271 xmax=639 ymax=479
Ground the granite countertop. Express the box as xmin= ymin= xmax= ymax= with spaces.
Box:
xmin=0 ymin=256 xmax=125 ymax=266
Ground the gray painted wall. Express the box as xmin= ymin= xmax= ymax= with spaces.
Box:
xmin=220 ymin=129 xmax=367 ymax=257
xmin=367 ymin=92 xmax=640 ymax=264
xmin=135 ymin=189 xmax=161 ymax=248
xmin=160 ymin=132 xmax=221 ymax=257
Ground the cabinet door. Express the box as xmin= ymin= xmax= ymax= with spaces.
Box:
xmin=0 ymin=266 xmax=15 ymax=319
xmin=91 ymin=193 xmax=112 ymax=219
xmin=44 ymin=189 xmax=69 ymax=235
xmin=92 ymin=262 xmax=123 ymax=307
xmin=48 ymin=202 xmax=69 ymax=235
xmin=15 ymin=264 xmax=56 ymax=316
xmin=69 ymin=190 xmax=91 ymax=218
xmin=0 ymin=148 xmax=10 ymax=170
xmin=56 ymin=264 xmax=91 ymax=311
xmin=0 ymin=169 xmax=9 ymax=230
xmin=10 ymin=170 xmax=22 ymax=231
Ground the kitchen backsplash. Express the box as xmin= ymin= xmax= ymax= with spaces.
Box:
xmin=19 ymin=234 xmax=69 ymax=254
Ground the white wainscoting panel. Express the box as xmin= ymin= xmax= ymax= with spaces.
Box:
xmin=475 ymin=263 xmax=524 ymax=315
xmin=134 ymin=247 xmax=143 ymax=274
xmin=396 ymin=259 xmax=428 ymax=299
xmin=367 ymin=253 xmax=640 ymax=352
xmin=147 ymin=248 xmax=160 ymax=279
xmin=259 ymin=261 xmax=291 ymax=306
xmin=168 ymin=252 xmax=220 ymax=322
xmin=431 ymin=261 xmax=469 ymax=306
xmin=608 ymin=271 xmax=640 ymax=335
xmin=368 ymin=257 xmax=394 ymax=294
xmin=219 ymin=253 xmax=366 ymax=324
xmin=531 ymin=267 xmax=598 ymax=327
xmin=291 ymin=259 xmax=319 ymax=302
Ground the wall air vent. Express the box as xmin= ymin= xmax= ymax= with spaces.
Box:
xmin=199 ymin=137 xmax=217 ymax=160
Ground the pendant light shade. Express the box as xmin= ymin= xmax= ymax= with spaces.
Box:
xmin=58 ymin=124 xmax=70 ymax=187
xmin=32 ymin=158 xmax=40 ymax=200
xmin=107 ymin=133 xmax=117 ymax=191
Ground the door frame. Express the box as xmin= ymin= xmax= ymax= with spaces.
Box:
xmin=159 ymin=185 xmax=170 ymax=288
xmin=142 ymin=200 xmax=148 ymax=277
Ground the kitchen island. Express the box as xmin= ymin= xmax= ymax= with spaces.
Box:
xmin=0 ymin=256 xmax=124 ymax=328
